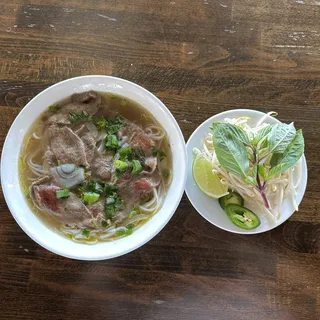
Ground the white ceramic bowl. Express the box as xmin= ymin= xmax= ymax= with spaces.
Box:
xmin=185 ymin=109 xmax=307 ymax=234
xmin=1 ymin=75 xmax=187 ymax=260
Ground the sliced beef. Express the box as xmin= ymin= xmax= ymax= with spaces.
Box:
xmin=29 ymin=176 xmax=52 ymax=209
xmin=80 ymin=132 xmax=96 ymax=164
xmin=87 ymin=199 xmax=106 ymax=227
xmin=144 ymin=156 xmax=157 ymax=173
xmin=32 ymin=184 xmax=61 ymax=214
xmin=30 ymin=178 xmax=94 ymax=228
xmin=114 ymin=209 xmax=130 ymax=225
xmin=115 ymin=171 xmax=161 ymax=223
xmin=115 ymin=177 xmax=152 ymax=224
xmin=44 ymin=149 xmax=57 ymax=166
xmin=118 ymin=122 xmax=155 ymax=157
xmin=146 ymin=171 xmax=161 ymax=187
xmin=48 ymin=125 xmax=89 ymax=168
xmin=71 ymin=90 xmax=101 ymax=107
xmin=115 ymin=170 xmax=132 ymax=188
xmin=91 ymin=153 xmax=113 ymax=182
xmin=88 ymin=200 xmax=105 ymax=219
xmin=62 ymin=194 xmax=94 ymax=227
xmin=75 ymin=123 xmax=98 ymax=165
xmin=130 ymin=171 xmax=161 ymax=196
xmin=48 ymin=90 xmax=101 ymax=125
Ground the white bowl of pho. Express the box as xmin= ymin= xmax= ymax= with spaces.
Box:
xmin=185 ymin=109 xmax=307 ymax=234
xmin=1 ymin=75 xmax=187 ymax=260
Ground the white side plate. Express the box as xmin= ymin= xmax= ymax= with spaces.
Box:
xmin=185 ymin=109 xmax=307 ymax=234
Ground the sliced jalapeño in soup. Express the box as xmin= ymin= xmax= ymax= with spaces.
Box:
xmin=219 ymin=191 xmax=244 ymax=211
xmin=19 ymin=90 xmax=172 ymax=244
xmin=225 ymin=204 xmax=260 ymax=230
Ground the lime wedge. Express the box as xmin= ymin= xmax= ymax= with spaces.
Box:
xmin=192 ymin=153 xmax=229 ymax=198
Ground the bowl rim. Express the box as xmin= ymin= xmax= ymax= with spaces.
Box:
xmin=1 ymin=75 xmax=187 ymax=260
xmin=185 ymin=108 xmax=308 ymax=234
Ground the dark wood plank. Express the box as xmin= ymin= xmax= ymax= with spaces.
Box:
xmin=0 ymin=0 xmax=320 ymax=319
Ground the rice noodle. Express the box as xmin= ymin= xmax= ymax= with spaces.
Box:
xmin=32 ymin=132 xmax=41 ymax=139
xmin=139 ymin=187 xmax=159 ymax=213
xmin=27 ymin=154 xmax=48 ymax=176
xmin=125 ymin=214 xmax=149 ymax=225
xmin=85 ymin=122 xmax=98 ymax=138
xmin=144 ymin=125 xmax=165 ymax=141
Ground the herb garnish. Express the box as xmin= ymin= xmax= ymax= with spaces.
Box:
xmin=56 ymin=189 xmax=70 ymax=199
xmin=101 ymin=220 xmax=109 ymax=228
xmin=48 ymin=104 xmax=60 ymax=113
xmin=69 ymin=111 xmax=91 ymax=123
xmin=106 ymin=114 xmax=126 ymax=134
xmin=83 ymin=192 xmax=100 ymax=205
xmin=82 ymin=228 xmax=90 ymax=238
xmin=152 ymin=146 xmax=166 ymax=161
xmin=115 ymin=224 xmax=134 ymax=237
xmin=92 ymin=116 xmax=107 ymax=130
xmin=104 ymin=183 xmax=123 ymax=220
xmin=210 ymin=121 xmax=304 ymax=208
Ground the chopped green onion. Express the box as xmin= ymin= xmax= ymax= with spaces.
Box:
xmin=132 ymin=159 xmax=142 ymax=175
xmin=82 ymin=228 xmax=90 ymax=238
xmin=86 ymin=180 xmax=104 ymax=194
xmin=105 ymin=134 xmax=119 ymax=150
xmin=56 ymin=189 xmax=70 ymax=199
xmin=114 ymin=160 xmax=129 ymax=172
xmin=119 ymin=146 xmax=132 ymax=159
xmin=104 ymin=183 xmax=117 ymax=195
xmin=83 ymin=192 xmax=100 ymax=205
xmin=93 ymin=116 xmax=107 ymax=130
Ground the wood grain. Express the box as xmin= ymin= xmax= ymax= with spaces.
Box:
xmin=0 ymin=1 xmax=320 ymax=319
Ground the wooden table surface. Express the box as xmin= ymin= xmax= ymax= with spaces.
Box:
xmin=0 ymin=1 xmax=319 ymax=319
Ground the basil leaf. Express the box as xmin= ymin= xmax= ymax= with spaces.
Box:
xmin=252 ymin=125 xmax=273 ymax=145
xmin=244 ymin=177 xmax=255 ymax=185
xmin=268 ymin=123 xmax=296 ymax=154
xmin=267 ymin=130 xmax=304 ymax=179
xmin=212 ymin=122 xmax=250 ymax=146
xmin=211 ymin=123 xmax=249 ymax=178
